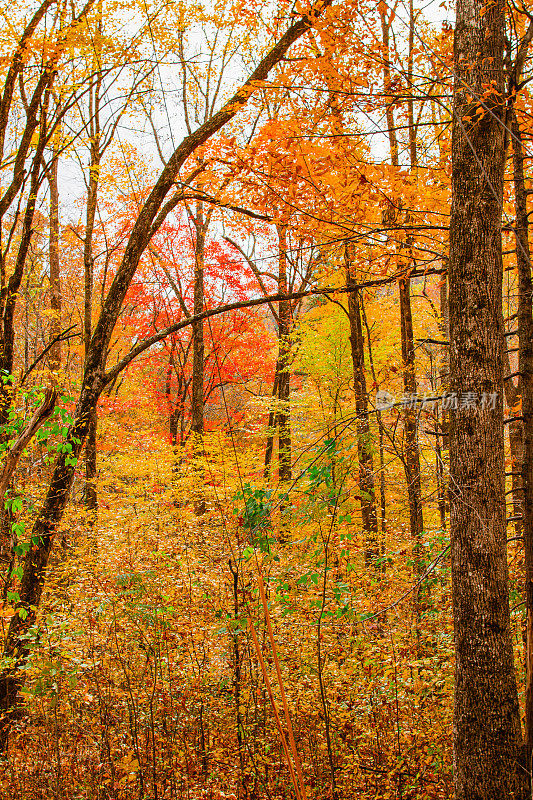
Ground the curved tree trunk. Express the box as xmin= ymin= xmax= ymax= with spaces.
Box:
xmin=0 ymin=0 xmax=333 ymax=748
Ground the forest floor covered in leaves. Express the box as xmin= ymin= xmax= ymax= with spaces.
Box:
xmin=0 ymin=432 xmax=460 ymax=800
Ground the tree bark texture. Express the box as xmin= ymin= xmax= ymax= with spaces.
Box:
xmin=449 ymin=0 xmax=525 ymax=794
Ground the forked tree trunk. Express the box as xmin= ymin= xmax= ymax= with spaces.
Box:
xmin=0 ymin=0 xmax=68 ymax=427
xmin=0 ymin=138 xmax=47 ymax=427
xmin=449 ymin=0 xmax=525 ymax=793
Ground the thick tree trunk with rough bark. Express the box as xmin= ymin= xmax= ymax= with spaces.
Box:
xmin=449 ymin=0 xmax=525 ymax=794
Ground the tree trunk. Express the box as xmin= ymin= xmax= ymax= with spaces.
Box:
xmin=229 ymin=560 xmax=245 ymax=783
xmin=264 ymin=366 xmax=279 ymax=480
xmin=407 ymin=0 xmax=417 ymax=172
xmin=0 ymin=149 xmax=44 ymax=427
xmin=449 ymin=0 xmax=525 ymax=793
xmin=84 ymin=411 xmax=98 ymax=515
xmin=83 ymin=82 xmax=101 ymax=516
xmin=361 ymin=301 xmax=387 ymax=562
xmin=511 ymin=107 xmax=533 ymax=765
xmin=48 ymin=146 xmax=61 ymax=376
xmin=399 ymin=277 xmax=424 ymax=576
xmin=435 ymin=421 xmax=446 ymax=531
xmin=345 ymin=251 xmax=378 ymax=565
xmin=378 ymin=3 xmax=399 ymax=168
xmin=191 ymin=204 xmax=205 ymax=441
xmin=165 ymin=340 xmax=180 ymax=450
xmin=277 ymin=223 xmax=292 ymax=486
xmin=191 ymin=203 xmax=206 ymax=515
xmin=437 ymin=276 xmax=449 ymax=529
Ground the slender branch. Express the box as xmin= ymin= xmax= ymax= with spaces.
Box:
xmin=223 ymin=236 xmax=279 ymax=322
xmin=19 ymin=326 xmax=78 ymax=385
xmin=0 ymin=389 xmax=58 ymax=501
xmin=104 ymin=268 xmax=445 ymax=385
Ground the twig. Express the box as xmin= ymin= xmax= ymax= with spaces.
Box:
xmin=363 ymin=545 xmax=450 ymax=621
xmin=256 ymin=573 xmax=309 ymax=800
xmin=20 ymin=326 xmax=78 ymax=385
xmin=246 ymin=615 xmax=302 ymax=800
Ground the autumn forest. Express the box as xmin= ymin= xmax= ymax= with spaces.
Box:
xmin=0 ymin=0 xmax=529 ymax=797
